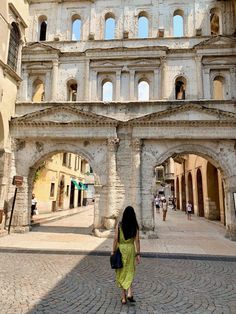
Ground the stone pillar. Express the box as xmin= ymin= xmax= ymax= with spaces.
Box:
xmin=160 ymin=57 xmax=167 ymax=99
xmin=230 ymin=68 xmax=236 ymax=99
xmin=90 ymin=70 xmax=97 ymax=101
xmin=224 ymin=176 xmax=236 ymax=241
xmin=20 ymin=69 xmax=29 ymax=101
xmin=93 ymin=184 xmax=102 ymax=229
xmin=115 ymin=70 xmax=121 ymax=101
xmin=131 ymin=138 xmax=143 ymax=224
xmin=104 ymin=137 xmax=119 ymax=229
xmin=203 ymin=68 xmax=211 ymax=99
xmin=45 ymin=72 xmax=51 ymax=101
xmin=84 ymin=59 xmax=90 ymax=101
xmin=129 ymin=70 xmax=135 ymax=101
xmin=153 ymin=69 xmax=159 ymax=100
xmin=195 ymin=56 xmax=203 ymax=99
xmin=51 ymin=60 xmax=59 ymax=101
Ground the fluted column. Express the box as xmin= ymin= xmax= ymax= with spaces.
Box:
xmin=115 ymin=70 xmax=121 ymax=101
xmin=129 ymin=70 xmax=135 ymax=100
xmin=51 ymin=60 xmax=58 ymax=101
xmin=160 ymin=57 xmax=167 ymax=99
xmin=104 ymin=137 xmax=119 ymax=229
xmin=131 ymin=138 xmax=143 ymax=224
xmin=195 ymin=56 xmax=203 ymax=99
xmin=153 ymin=69 xmax=159 ymax=100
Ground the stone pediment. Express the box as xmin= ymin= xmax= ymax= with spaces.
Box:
xmin=194 ymin=36 xmax=236 ymax=49
xmin=11 ymin=105 xmax=118 ymax=126
xmin=128 ymin=104 xmax=236 ymax=125
xmin=23 ymin=42 xmax=61 ymax=54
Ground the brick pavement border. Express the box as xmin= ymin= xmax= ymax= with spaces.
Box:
xmin=0 ymin=247 xmax=235 ymax=262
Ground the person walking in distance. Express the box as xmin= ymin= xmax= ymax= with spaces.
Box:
xmin=162 ymin=199 xmax=168 ymax=221
xmin=186 ymin=201 xmax=192 ymax=220
xmin=111 ymin=206 xmax=141 ymax=305
xmin=31 ymin=194 xmax=37 ymax=219
xmin=154 ymin=195 xmax=160 ymax=213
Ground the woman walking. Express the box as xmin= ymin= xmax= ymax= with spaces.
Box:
xmin=111 ymin=206 xmax=141 ymax=304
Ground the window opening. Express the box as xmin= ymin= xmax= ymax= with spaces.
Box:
xmin=138 ymin=80 xmax=149 ymax=101
xmin=7 ymin=22 xmax=20 ymax=71
xmin=105 ymin=16 xmax=115 ymax=40
xmin=72 ymin=18 xmax=81 ymax=40
xmin=102 ymin=81 xmax=113 ymax=101
xmin=138 ymin=15 xmax=148 ymax=38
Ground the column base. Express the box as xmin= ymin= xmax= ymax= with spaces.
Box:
xmin=225 ymin=225 xmax=236 ymax=241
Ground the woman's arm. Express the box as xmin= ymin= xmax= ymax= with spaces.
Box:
xmin=135 ymin=229 xmax=141 ymax=264
xmin=111 ymin=223 xmax=119 ymax=255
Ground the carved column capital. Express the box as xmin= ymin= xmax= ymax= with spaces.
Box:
xmin=107 ymin=137 xmax=120 ymax=152
xmin=131 ymin=138 xmax=143 ymax=152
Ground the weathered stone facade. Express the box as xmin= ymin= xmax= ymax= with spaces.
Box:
xmin=1 ymin=0 xmax=236 ymax=239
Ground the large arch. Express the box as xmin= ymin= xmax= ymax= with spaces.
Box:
xmin=12 ymin=141 xmax=111 ymax=234
xmin=141 ymin=140 xmax=236 ymax=239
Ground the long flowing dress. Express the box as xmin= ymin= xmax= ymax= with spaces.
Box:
xmin=116 ymin=227 xmax=136 ymax=290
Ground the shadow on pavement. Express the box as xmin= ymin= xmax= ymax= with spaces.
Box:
xmin=31 ymin=224 xmax=93 ymax=235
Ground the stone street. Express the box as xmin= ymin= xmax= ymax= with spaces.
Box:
xmin=0 ymin=251 xmax=236 ymax=314
xmin=0 ymin=208 xmax=236 ymax=313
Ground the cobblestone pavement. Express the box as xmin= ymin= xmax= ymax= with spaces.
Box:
xmin=0 ymin=251 xmax=236 ymax=314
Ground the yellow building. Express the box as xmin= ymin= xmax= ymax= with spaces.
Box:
xmin=174 ymin=154 xmax=225 ymax=224
xmin=33 ymin=153 xmax=94 ymax=213
xmin=0 ymin=0 xmax=29 ymax=229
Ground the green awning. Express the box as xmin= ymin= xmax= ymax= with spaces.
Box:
xmin=71 ymin=180 xmax=88 ymax=190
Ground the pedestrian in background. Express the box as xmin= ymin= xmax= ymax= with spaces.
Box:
xmin=186 ymin=201 xmax=192 ymax=220
xmin=111 ymin=206 xmax=141 ymax=305
xmin=162 ymin=199 xmax=168 ymax=221
xmin=155 ymin=195 xmax=160 ymax=213
xmin=31 ymin=193 xmax=37 ymax=218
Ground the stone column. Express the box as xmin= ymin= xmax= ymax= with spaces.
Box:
xmin=51 ymin=60 xmax=59 ymax=101
xmin=195 ymin=56 xmax=203 ymax=99
xmin=160 ymin=57 xmax=167 ymax=99
xmin=129 ymin=70 xmax=135 ymax=101
xmin=104 ymin=137 xmax=119 ymax=229
xmin=45 ymin=72 xmax=51 ymax=101
xmin=203 ymin=68 xmax=211 ymax=99
xmin=21 ymin=69 xmax=29 ymax=101
xmin=153 ymin=69 xmax=159 ymax=100
xmin=230 ymin=68 xmax=236 ymax=99
xmin=90 ymin=70 xmax=97 ymax=101
xmin=84 ymin=59 xmax=90 ymax=101
xmin=131 ymin=138 xmax=143 ymax=224
xmin=224 ymin=176 xmax=236 ymax=241
xmin=115 ymin=70 xmax=121 ymax=101
xmin=93 ymin=184 xmax=102 ymax=229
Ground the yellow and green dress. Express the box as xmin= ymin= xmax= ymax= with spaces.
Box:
xmin=116 ymin=227 xmax=136 ymax=290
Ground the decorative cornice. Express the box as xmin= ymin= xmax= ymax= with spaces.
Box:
xmin=0 ymin=60 xmax=22 ymax=83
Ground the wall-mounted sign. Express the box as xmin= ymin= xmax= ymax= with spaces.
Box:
xmin=12 ymin=176 xmax=23 ymax=187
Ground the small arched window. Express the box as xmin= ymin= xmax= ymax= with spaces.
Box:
xmin=173 ymin=10 xmax=184 ymax=37
xmin=72 ymin=16 xmax=81 ymax=40
xmin=39 ymin=16 xmax=47 ymax=41
xmin=210 ymin=8 xmax=220 ymax=35
xmin=67 ymin=80 xmax=78 ymax=101
xmin=175 ymin=77 xmax=186 ymax=99
xmin=138 ymin=80 xmax=149 ymax=101
xmin=7 ymin=22 xmax=20 ymax=71
xmin=32 ymin=79 xmax=45 ymax=102
xmin=213 ymin=76 xmax=224 ymax=100
xmin=138 ymin=13 xmax=149 ymax=38
xmin=102 ymin=80 xmax=113 ymax=101
xmin=105 ymin=14 xmax=115 ymax=40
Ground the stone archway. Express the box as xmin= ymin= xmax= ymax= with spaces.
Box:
xmin=141 ymin=140 xmax=236 ymax=239
xmin=11 ymin=140 xmax=111 ymax=233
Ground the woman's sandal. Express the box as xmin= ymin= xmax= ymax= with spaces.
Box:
xmin=121 ymin=297 xmax=127 ymax=305
xmin=127 ymin=296 xmax=136 ymax=303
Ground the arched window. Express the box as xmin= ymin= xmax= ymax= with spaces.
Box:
xmin=138 ymin=80 xmax=149 ymax=101
xmin=138 ymin=13 xmax=149 ymax=38
xmin=175 ymin=77 xmax=186 ymax=99
xmin=213 ymin=76 xmax=224 ymax=100
xmin=7 ymin=22 xmax=20 ymax=71
xmin=210 ymin=8 xmax=220 ymax=35
xmin=105 ymin=14 xmax=115 ymax=40
xmin=102 ymin=80 xmax=113 ymax=101
xmin=39 ymin=16 xmax=47 ymax=41
xmin=32 ymin=79 xmax=45 ymax=102
xmin=67 ymin=80 xmax=78 ymax=101
xmin=173 ymin=10 xmax=184 ymax=37
xmin=72 ymin=16 xmax=81 ymax=40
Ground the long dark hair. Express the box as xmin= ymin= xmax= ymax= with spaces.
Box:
xmin=121 ymin=206 xmax=139 ymax=240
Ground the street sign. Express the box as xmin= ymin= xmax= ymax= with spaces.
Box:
xmin=12 ymin=176 xmax=23 ymax=187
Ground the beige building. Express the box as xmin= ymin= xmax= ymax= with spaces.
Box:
xmin=0 ymin=0 xmax=29 ymax=231
xmin=33 ymin=153 xmax=94 ymax=213
xmin=0 ymin=0 xmax=236 ymax=240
